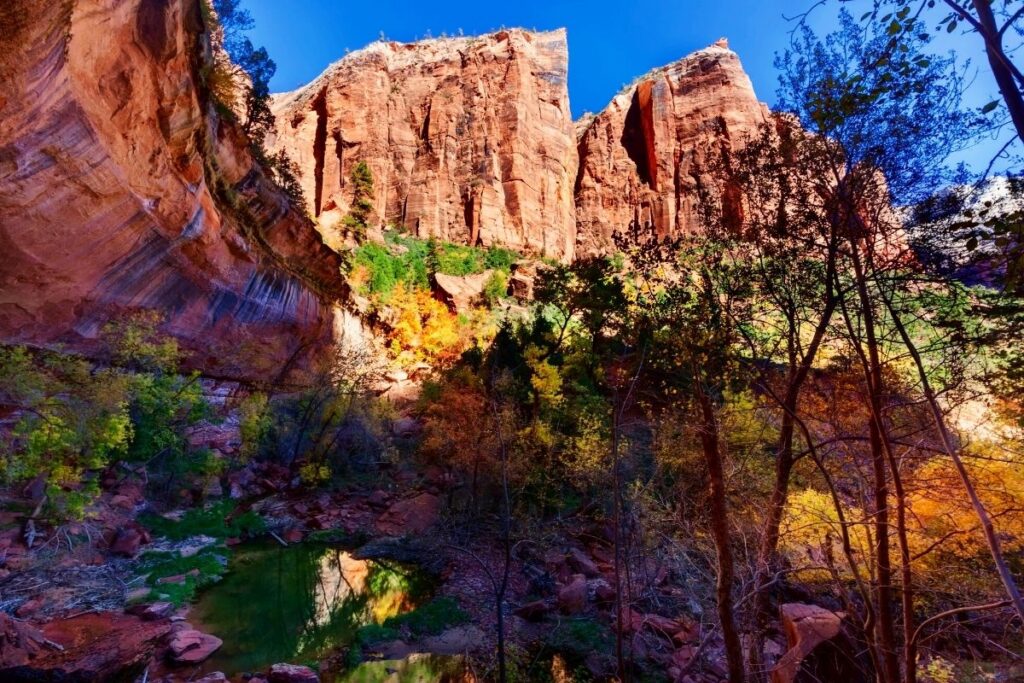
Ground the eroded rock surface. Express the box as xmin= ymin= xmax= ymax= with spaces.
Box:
xmin=0 ymin=0 xmax=344 ymax=382
xmin=574 ymin=39 xmax=768 ymax=254
xmin=270 ymin=29 xmax=578 ymax=261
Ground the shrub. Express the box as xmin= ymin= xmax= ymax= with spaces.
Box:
xmin=237 ymin=392 xmax=271 ymax=463
xmin=0 ymin=347 xmax=134 ymax=520
xmin=482 ymin=270 xmax=509 ymax=306
xmin=139 ymin=500 xmax=266 ymax=540
xmin=137 ymin=546 xmax=229 ymax=606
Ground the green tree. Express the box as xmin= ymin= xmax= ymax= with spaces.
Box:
xmin=342 ymin=161 xmax=375 ymax=240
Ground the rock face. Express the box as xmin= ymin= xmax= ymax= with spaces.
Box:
xmin=574 ymin=39 xmax=768 ymax=255
xmin=0 ymin=612 xmax=170 ymax=682
xmin=270 ymin=29 xmax=578 ymax=261
xmin=0 ymin=0 xmax=344 ymax=381
xmin=771 ymin=603 xmax=865 ymax=683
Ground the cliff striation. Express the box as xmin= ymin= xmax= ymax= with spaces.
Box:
xmin=0 ymin=0 xmax=345 ymax=381
xmin=574 ymin=39 xmax=769 ymax=255
xmin=269 ymin=29 xmax=579 ymax=262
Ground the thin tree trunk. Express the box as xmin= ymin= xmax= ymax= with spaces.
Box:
xmin=696 ymin=381 xmax=745 ymax=683
xmin=612 ymin=403 xmax=627 ymax=682
xmin=881 ymin=290 xmax=1024 ymax=625
xmin=748 ymin=272 xmax=837 ymax=681
xmin=845 ymin=246 xmax=902 ymax=683
xmin=493 ymin=399 xmax=511 ymax=683
xmin=967 ymin=0 xmax=1024 ymax=141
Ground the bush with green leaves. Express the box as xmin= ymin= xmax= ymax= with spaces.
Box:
xmin=104 ymin=314 xmax=213 ymax=499
xmin=348 ymin=231 xmax=520 ymax=301
xmin=0 ymin=312 xmax=218 ymax=520
xmin=0 ymin=347 xmax=133 ymax=520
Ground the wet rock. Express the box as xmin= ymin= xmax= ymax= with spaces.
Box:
xmin=557 ymin=574 xmax=589 ymax=614
xmin=375 ymin=493 xmax=440 ymax=536
xmin=167 ymin=628 xmax=223 ymax=665
xmin=268 ymin=662 xmax=320 ymax=682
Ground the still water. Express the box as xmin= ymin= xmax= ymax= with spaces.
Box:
xmin=191 ymin=540 xmax=462 ymax=680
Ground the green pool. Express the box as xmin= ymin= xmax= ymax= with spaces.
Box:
xmin=190 ymin=540 xmax=443 ymax=679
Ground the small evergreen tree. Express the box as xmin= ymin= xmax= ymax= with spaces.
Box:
xmin=342 ymin=161 xmax=375 ymax=240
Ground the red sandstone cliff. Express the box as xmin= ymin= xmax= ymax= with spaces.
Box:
xmin=0 ymin=0 xmax=344 ymax=381
xmin=269 ymin=29 xmax=578 ymax=262
xmin=0 ymin=10 xmax=773 ymax=379
xmin=574 ymin=39 xmax=769 ymax=255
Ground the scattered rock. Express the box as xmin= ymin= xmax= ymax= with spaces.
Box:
xmin=109 ymin=494 xmax=135 ymax=511
xmin=567 ymin=547 xmax=601 ymax=578
xmin=434 ymin=270 xmax=495 ymax=311
xmin=127 ymin=601 xmax=174 ymax=621
xmin=422 ymin=625 xmax=487 ymax=655
xmin=186 ymin=419 xmax=241 ymax=454
xmin=375 ymin=493 xmax=440 ymax=536
xmin=514 ymin=599 xmax=551 ymax=622
xmin=109 ymin=523 xmax=150 ymax=557
xmin=509 ymin=270 xmax=535 ymax=300
xmin=0 ymin=612 xmax=47 ymax=668
xmin=282 ymin=528 xmax=305 ymax=544
xmin=391 ymin=416 xmax=419 ymax=437
xmin=385 ymin=369 xmax=409 ymax=383
xmin=268 ymin=662 xmax=320 ymax=682
xmin=167 ymin=628 xmax=223 ymax=665
xmin=557 ymin=574 xmax=589 ymax=614
xmin=366 ymin=490 xmax=390 ymax=509
xmin=195 ymin=673 xmax=228 ymax=683
xmin=3 ymin=612 xmax=170 ymax=680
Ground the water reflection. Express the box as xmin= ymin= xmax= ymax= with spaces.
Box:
xmin=193 ymin=540 xmax=429 ymax=676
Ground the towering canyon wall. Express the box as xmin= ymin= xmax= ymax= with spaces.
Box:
xmin=574 ymin=40 xmax=769 ymax=255
xmin=0 ymin=9 xmax=771 ymax=381
xmin=271 ymin=33 xmax=768 ymax=261
xmin=0 ymin=0 xmax=344 ymax=381
xmin=269 ymin=29 xmax=579 ymax=261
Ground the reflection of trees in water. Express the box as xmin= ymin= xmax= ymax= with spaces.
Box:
xmin=195 ymin=542 xmax=428 ymax=674
xmin=336 ymin=653 xmax=469 ymax=683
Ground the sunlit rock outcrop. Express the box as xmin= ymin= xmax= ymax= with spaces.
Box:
xmin=270 ymin=29 xmax=579 ymax=262
xmin=574 ymin=39 xmax=769 ymax=255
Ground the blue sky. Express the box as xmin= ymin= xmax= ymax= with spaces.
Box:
xmin=244 ymin=0 xmax=1004 ymax=171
